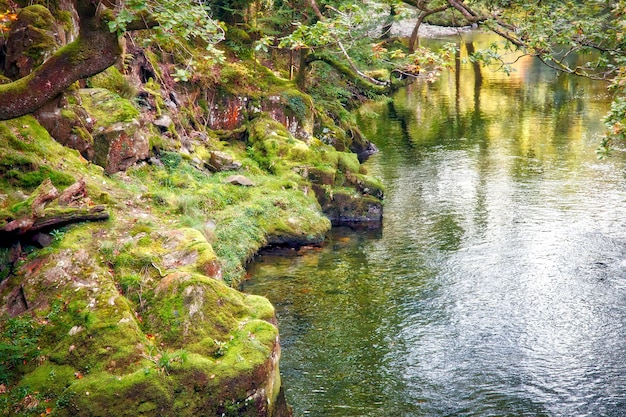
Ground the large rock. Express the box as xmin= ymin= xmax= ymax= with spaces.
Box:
xmin=80 ymin=89 xmax=149 ymax=174
xmin=0 ymin=226 xmax=288 ymax=416
xmin=313 ymin=186 xmax=383 ymax=227
xmin=36 ymin=88 xmax=152 ymax=174
xmin=35 ymin=92 xmax=96 ymax=161
xmin=93 ymin=120 xmax=149 ymax=174
xmin=4 ymin=5 xmax=59 ymax=79
xmin=259 ymin=92 xmax=314 ymax=141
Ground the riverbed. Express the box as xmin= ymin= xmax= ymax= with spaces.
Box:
xmin=244 ymin=31 xmax=626 ymax=416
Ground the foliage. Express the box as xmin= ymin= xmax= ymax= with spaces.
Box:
xmin=108 ymin=0 xmax=226 ymax=82
xmin=470 ymin=0 xmax=626 ymax=151
xmin=0 ymin=315 xmax=42 ymax=385
xmin=0 ymin=9 xmax=17 ymax=37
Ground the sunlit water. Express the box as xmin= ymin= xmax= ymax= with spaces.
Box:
xmin=243 ymin=32 xmax=626 ymax=416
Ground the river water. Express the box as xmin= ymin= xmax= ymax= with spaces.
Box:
xmin=243 ymin=32 xmax=626 ymax=416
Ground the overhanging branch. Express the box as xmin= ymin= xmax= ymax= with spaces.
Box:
xmin=0 ymin=5 xmax=157 ymax=121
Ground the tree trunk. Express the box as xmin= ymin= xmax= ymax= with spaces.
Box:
xmin=0 ymin=5 xmax=120 ymax=120
xmin=295 ymin=48 xmax=310 ymax=90
xmin=306 ymin=53 xmax=389 ymax=93
xmin=409 ymin=4 xmax=450 ymax=53
xmin=0 ymin=1 xmax=156 ymax=121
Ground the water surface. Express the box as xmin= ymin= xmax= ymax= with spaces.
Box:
xmin=244 ymin=32 xmax=626 ymax=416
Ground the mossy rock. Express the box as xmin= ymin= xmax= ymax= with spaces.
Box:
xmin=79 ymin=88 xmax=147 ymax=173
xmin=4 ymin=5 xmax=59 ymax=78
xmin=313 ymin=186 xmax=383 ymax=226
xmin=0 ymin=116 xmax=84 ymax=191
xmin=79 ymin=89 xmax=139 ymax=127
xmin=88 ymin=66 xmax=137 ymax=100
xmin=1 ymin=223 xmax=282 ymax=416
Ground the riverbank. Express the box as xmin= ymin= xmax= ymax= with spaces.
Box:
xmin=0 ymin=18 xmax=385 ymax=415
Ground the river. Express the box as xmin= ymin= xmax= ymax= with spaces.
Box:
xmin=243 ymin=32 xmax=626 ymax=416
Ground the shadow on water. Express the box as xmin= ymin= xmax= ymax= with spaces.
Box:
xmin=244 ymin=31 xmax=626 ymax=416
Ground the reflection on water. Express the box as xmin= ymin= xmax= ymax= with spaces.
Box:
xmin=244 ymin=32 xmax=626 ymax=416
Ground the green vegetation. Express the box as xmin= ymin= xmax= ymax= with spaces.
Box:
xmin=1 ymin=0 xmax=625 ymax=414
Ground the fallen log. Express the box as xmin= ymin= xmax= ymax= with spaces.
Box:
xmin=28 ymin=205 xmax=109 ymax=233
xmin=0 ymin=178 xmax=109 ymax=245
xmin=1 ymin=205 xmax=109 ymax=239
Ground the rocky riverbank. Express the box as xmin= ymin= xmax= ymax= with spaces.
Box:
xmin=0 ymin=1 xmax=389 ymax=414
xmin=0 ymin=39 xmax=382 ymax=417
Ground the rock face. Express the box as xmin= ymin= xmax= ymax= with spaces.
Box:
xmin=93 ymin=119 xmax=149 ymax=174
xmin=207 ymin=93 xmax=248 ymax=131
xmin=80 ymin=89 xmax=149 ymax=174
xmin=260 ymin=93 xmax=313 ymax=141
xmin=205 ymin=90 xmax=314 ymax=141
xmin=4 ymin=5 xmax=59 ymax=79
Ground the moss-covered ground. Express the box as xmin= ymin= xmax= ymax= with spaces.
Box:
xmin=0 ymin=71 xmax=381 ymax=415
xmin=0 ymin=5 xmax=385 ymax=412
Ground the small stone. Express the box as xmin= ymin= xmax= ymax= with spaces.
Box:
xmin=164 ymin=99 xmax=177 ymax=110
xmin=223 ymin=175 xmax=255 ymax=187
xmin=31 ymin=232 xmax=53 ymax=248
xmin=149 ymin=157 xmax=164 ymax=167
xmin=68 ymin=325 xmax=84 ymax=336
xmin=153 ymin=115 xmax=173 ymax=130
xmin=207 ymin=151 xmax=242 ymax=172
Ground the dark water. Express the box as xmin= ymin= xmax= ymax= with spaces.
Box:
xmin=244 ymin=32 xmax=626 ymax=416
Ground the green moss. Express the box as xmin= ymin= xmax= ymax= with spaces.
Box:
xmin=8 ymin=165 xmax=75 ymax=189
xmin=280 ymin=89 xmax=314 ymax=123
xmin=144 ymin=78 xmax=165 ymax=116
xmin=62 ymin=369 xmax=173 ymax=416
xmin=79 ymin=88 xmax=139 ymax=128
xmin=0 ymin=117 xmax=83 ymax=191
xmin=337 ymin=152 xmax=360 ymax=174
xmin=17 ymin=5 xmax=55 ymax=29
xmin=220 ymin=62 xmax=252 ymax=87
xmin=88 ymin=66 xmax=137 ymax=100
xmin=71 ymin=125 xmax=94 ymax=144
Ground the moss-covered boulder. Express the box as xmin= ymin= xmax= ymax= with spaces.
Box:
xmin=246 ymin=115 xmax=383 ymax=226
xmin=4 ymin=5 xmax=59 ymax=79
xmin=0 ymin=224 xmax=284 ymax=416
xmin=260 ymin=90 xmax=314 ymax=141
xmin=313 ymin=186 xmax=383 ymax=226
xmin=34 ymin=91 xmax=96 ymax=161
xmin=80 ymin=88 xmax=149 ymax=174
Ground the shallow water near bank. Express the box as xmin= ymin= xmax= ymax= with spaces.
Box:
xmin=244 ymin=32 xmax=626 ymax=416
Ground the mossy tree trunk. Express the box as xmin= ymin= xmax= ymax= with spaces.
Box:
xmin=304 ymin=53 xmax=390 ymax=94
xmin=401 ymin=0 xmax=484 ymax=53
xmin=0 ymin=0 xmax=154 ymax=121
